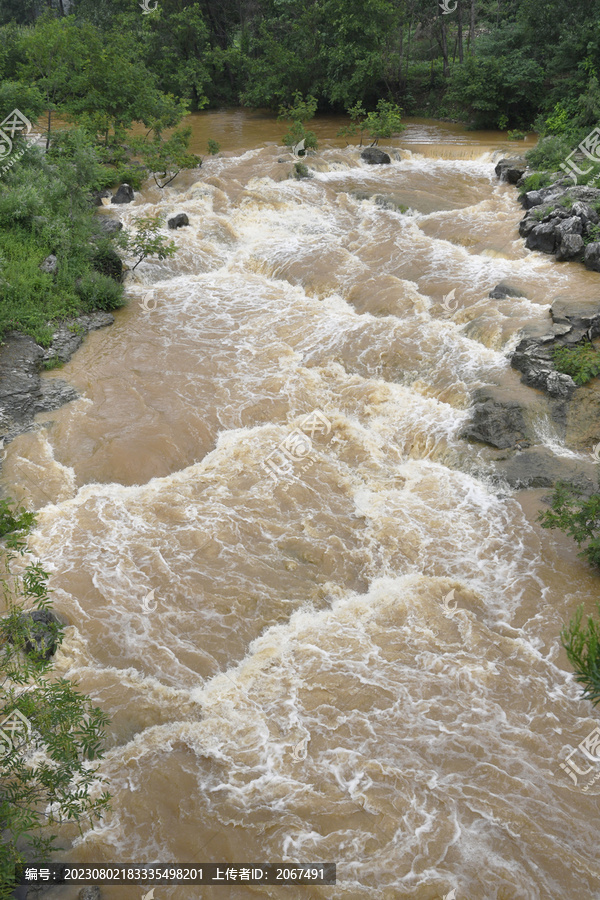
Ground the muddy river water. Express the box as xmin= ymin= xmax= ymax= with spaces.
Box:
xmin=3 ymin=112 xmax=600 ymax=898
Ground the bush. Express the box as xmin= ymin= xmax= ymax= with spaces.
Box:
xmin=538 ymin=480 xmax=600 ymax=570
xmin=207 ymin=139 xmax=220 ymax=155
xmin=114 ymin=163 xmax=148 ymax=191
xmin=553 ymin=343 xmax=600 ymax=385
xmin=75 ymin=271 xmax=124 ymax=311
xmin=518 ymin=172 xmax=552 ymax=194
xmin=561 ymin=605 xmax=600 ymax=706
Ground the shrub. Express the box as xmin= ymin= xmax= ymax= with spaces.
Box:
xmin=518 ymin=172 xmax=552 ymax=195
xmin=207 ymin=139 xmax=220 ymax=155
xmin=553 ymin=343 xmax=600 ymax=385
xmin=75 ymin=271 xmax=124 ymax=311
xmin=561 ymin=605 xmax=600 ymax=706
xmin=538 ymin=480 xmax=600 ymax=570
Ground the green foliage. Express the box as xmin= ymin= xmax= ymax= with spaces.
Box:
xmin=538 ymin=479 xmax=600 ymax=570
xmin=293 ymin=162 xmax=311 ymax=180
xmin=131 ymin=127 xmax=201 ymax=189
xmin=507 ymin=129 xmax=527 ymax=141
xmin=0 ymin=544 xmax=110 ymax=896
xmin=114 ymin=164 xmax=148 ymax=192
xmin=337 ymin=102 xmax=368 ymax=145
xmin=518 ymin=172 xmax=552 ymax=194
xmin=561 ymin=605 xmax=600 ymax=706
xmin=553 ymin=343 xmax=600 ymax=385
xmin=75 ymin=271 xmax=124 ymax=312
xmin=207 ymin=139 xmax=220 ymax=155
xmin=117 ymin=215 xmax=177 ymax=272
xmin=0 ymin=132 xmax=125 ymax=342
xmin=279 ymin=92 xmax=318 ymax=152
xmin=0 ymin=497 xmax=35 ymax=548
xmin=363 ymin=99 xmax=404 ymax=145
xmin=585 ymin=224 xmax=600 ymax=245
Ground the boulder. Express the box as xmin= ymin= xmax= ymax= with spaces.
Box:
xmin=511 ymin=330 xmax=576 ymax=399
xmin=571 ymin=201 xmax=600 ymax=226
xmin=584 ymin=242 xmax=600 ymax=272
xmin=551 ymin=297 xmax=600 ymax=342
xmin=525 ymin=222 xmax=556 ymax=253
xmin=488 ymin=283 xmax=526 ymax=300
xmin=521 ymin=190 xmax=544 ymax=209
xmin=168 ymin=213 xmax=189 ymax=229
xmin=554 ymin=216 xmax=583 ymax=237
xmin=40 ymin=254 xmax=58 ymax=275
xmin=95 ymin=216 xmax=123 ymax=236
xmin=360 ymin=148 xmax=391 ymax=165
xmin=556 ymin=233 xmax=585 ymax=261
xmin=498 ymin=446 xmax=597 ymax=495
xmin=460 ymin=386 xmax=532 ymax=450
xmin=518 ymin=216 xmax=538 ymax=238
xmin=495 ymin=157 xmax=527 ymax=184
xmin=542 ymin=208 xmax=571 ymax=223
xmin=111 ymin=183 xmax=134 ymax=204
xmin=91 ymin=189 xmax=112 ymax=206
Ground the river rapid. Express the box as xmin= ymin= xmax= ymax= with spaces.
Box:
xmin=3 ymin=113 xmax=600 ymax=899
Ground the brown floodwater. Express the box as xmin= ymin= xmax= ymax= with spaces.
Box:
xmin=3 ymin=111 xmax=600 ymax=899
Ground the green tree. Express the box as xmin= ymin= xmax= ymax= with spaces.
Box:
xmin=278 ymin=91 xmax=318 ymax=152
xmin=117 ymin=215 xmax=177 ymax=272
xmin=131 ymin=126 xmax=201 ymax=189
xmin=364 ymin=99 xmax=405 ymax=145
xmin=0 ymin=508 xmax=110 ymax=897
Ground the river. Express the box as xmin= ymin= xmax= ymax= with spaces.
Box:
xmin=3 ymin=112 xmax=600 ymax=899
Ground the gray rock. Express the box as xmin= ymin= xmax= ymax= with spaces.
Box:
xmin=43 ymin=313 xmax=115 ymax=365
xmin=91 ymin=189 xmax=112 ymax=206
xmin=168 ymin=213 xmax=189 ymax=229
xmin=554 ymin=216 xmax=583 ymax=237
xmin=488 ymin=283 xmax=526 ymax=300
xmin=518 ymin=216 xmax=538 ymax=238
xmin=95 ymin=216 xmax=123 ymax=236
xmin=111 ymin=183 xmax=134 ymax=204
xmin=525 ymin=222 xmax=557 ymax=253
xmin=542 ymin=208 xmax=571 ymax=222
xmin=511 ymin=332 xmax=576 ymax=399
xmin=498 ymin=446 xmax=597 ymax=495
xmin=571 ymin=201 xmax=599 ymax=226
xmin=584 ymin=242 xmax=600 ymax=272
xmin=40 ymin=254 xmax=58 ymax=275
xmin=460 ymin=386 xmax=532 ymax=450
xmin=495 ymin=157 xmax=527 ymax=184
xmin=556 ymin=233 xmax=585 ymax=261
xmin=551 ymin=297 xmax=600 ymax=341
xmin=521 ymin=190 xmax=543 ymax=209
xmin=360 ymin=147 xmax=391 ymax=165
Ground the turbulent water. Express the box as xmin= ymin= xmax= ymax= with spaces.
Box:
xmin=4 ymin=115 xmax=600 ymax=899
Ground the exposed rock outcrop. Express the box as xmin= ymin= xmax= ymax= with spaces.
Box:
xmin=360 ymin=148 xmax=391 ymax=165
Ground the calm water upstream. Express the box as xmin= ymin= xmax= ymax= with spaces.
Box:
xmin=4 ymin=112 xmax=600 ymax=899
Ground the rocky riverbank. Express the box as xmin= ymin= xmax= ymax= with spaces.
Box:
xmin=460 ymin=160 xmax=600 ymax=495
xmin=0 ymin=312 xmax=115 ymax=457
